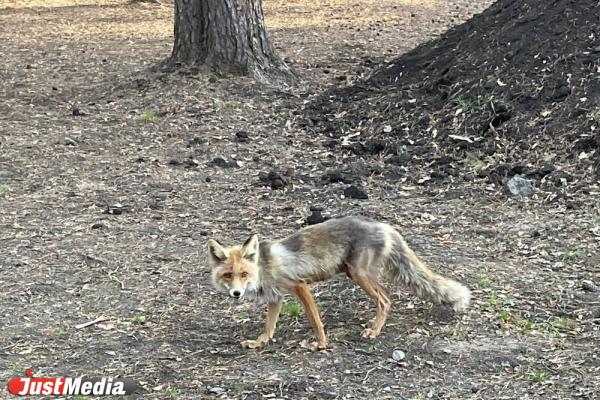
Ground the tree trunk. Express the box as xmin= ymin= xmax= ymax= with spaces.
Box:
xmin=168 ymin=0 xmax=292 ymax=81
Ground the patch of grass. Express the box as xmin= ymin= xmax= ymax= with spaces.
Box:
xmin=138 ymin=111 xmax=156 ymax=123
xmin=437 ymin=226 xmax=453 ymax=235
xmin=485 ymin=292 xmax=500 ymax=308
xmin=562 ymin=246 xmax=586 ymax=262
xmin=497 ymin=310 xmax=512 ymax=323
xmin=591 ymin=211 xmax=600 ymax=227
xmin=530 ymin=370 xmax=547 ymax=384
xmin=537 ymin=316 xmax=569 ymax=338
xmin=357 ymin=344 xmax=375 ymax=354
xmin=428 ymin=34 xmax=442 ymax=45
xmin=491 ymin=307 xmax=539 ymax=332
xmin=540 ymin=322 xmax=560 ymax=338
xmin=367 ymin=110 xmax=380 ymax=119
xmin=0 ymin=184 xmax=10 ymax=198
xmin=553 ymin=316 xmax=567 ymax=329
xmin=233 ymin=383 xmax=245 ymax=397
xmin=213 ymin=99 xmax=237 ymax=111
xmin=9 ymin=362 xmax=22 ymax=373
xmin=281 ymin=302 xmax=302 ymax=317
xmin=475 ymin=273 xmax=491 ymax=288
xmin=451 ymin=321 xmax=467 ymax=338
xmin=49 ymin=325 xmax=67 ymax=336
xmin=73 ymin=396 xmax=90 ymax=400
xmin=453 ymin=93 xmax=496 ymax=114
xmin=167 ymin=386 xmax=179 ymax=399
xmin=131 ymin=314 xmax=146 ymax=325
xmin=518 ymin=318 xmax=533 ymax=331
xmin=463 ymin=154 xmax=486 ymax=173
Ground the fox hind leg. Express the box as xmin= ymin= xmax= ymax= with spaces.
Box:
xmin=353 ymin=272 xmax=391 ymax=338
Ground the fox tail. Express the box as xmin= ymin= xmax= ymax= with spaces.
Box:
xmin=383 ymin=233 xmax=471 ymax=312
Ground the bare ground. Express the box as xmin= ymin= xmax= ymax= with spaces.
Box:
xmin=0 ymin=1 xmax=598 ymax=399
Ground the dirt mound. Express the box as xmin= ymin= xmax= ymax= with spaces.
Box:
xmin=307 ymin=0 xmax=600 ymax=190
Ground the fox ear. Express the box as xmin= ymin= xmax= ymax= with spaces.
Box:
xmin=207 ymin=239 xmax=227 ymax=266
xmin=241 ymin=234 xmax=259 ymax=260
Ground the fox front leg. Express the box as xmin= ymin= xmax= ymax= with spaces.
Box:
xmin=241 ymin=300 xmax=283 ymax=349
xmin=291 ymin=281 xmax=328 ymax=351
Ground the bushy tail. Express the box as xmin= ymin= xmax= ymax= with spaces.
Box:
xmin=383 ymin=234 xmax=471 ymax=312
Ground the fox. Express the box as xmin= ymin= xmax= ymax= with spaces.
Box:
xmin=207 ymin=216 xmax=471 ymax=351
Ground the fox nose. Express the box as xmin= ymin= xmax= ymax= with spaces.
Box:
xmin=232 ymin=290 xmax=241 ymax=298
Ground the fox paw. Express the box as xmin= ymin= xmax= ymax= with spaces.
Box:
xmin=301 ymin=340 xmax=328 ymax=351
xmin=309 ymin=341 xmax=328 ymax=351
xmin=361 ymin=327 xmax=381 ymax=339
xmin=241 ymin=336 xmax=269 ymax=349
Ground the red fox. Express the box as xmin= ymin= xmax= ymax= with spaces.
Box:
xmin=207 ymin=216 xmax=471 ymax=351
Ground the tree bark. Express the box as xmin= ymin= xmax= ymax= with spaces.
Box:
xmin=168 ymin=0 xmax=292 ymax=81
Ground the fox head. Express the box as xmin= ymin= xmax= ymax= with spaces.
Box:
xmin=207 ymin=235 xmax=260 ymax=298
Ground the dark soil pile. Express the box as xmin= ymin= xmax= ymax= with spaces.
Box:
xmin=307 ymin=0 xmax=600 ymax=191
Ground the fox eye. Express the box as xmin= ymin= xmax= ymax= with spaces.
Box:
xmin=222 ymin=272 xmax=232 ymax=279
xmin=241 ymin=272 xmax=248 ymax=278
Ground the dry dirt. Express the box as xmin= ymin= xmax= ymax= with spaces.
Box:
xmin=0 ymin=1 xmax=598 ymax=399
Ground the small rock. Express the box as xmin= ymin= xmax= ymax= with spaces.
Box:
xmin=365 ymin=138 xmax=387 ymax=154
xmin=235 ymin=131 xmax=250 ymax=142
xmin=537 ymin=163 xmax=555 ymax=177
xmin=324 ymin=170 xmax=353 ymax=184
xmin=64 ymin=137 xmax=77 ymax=146
xmin=208 ymin=157 xmax=233 ymax=168
xmin=506 ymin=175 xmax=534 ymax=197
xmin=72 ymin=107 xmax=86 ymax=116
xmin=186 ymin=137 xmax=202 ymax=148
xmin=581 ymin=280 xmax=598 ymax=293
xmin=258 ymin=170 xmax=288 ymax=189
xmin=270 ymin=178 xmax=285 ymax=190
xmin=552 ymin=85 xmax=571 ymax=100
xmin=148 ymin=199 xmax=163 ymax=210
xmin=168 ymin=158 xmax=181 ymax=166
xmin=205 ymin=176 xmax=212 ymax=183
xmin=103 ymin=203 xmax=128 ymax=215
xmin=392 ymin=349 xmax=406 ymax=361
xmin=91 ymin=222 xmax=106 ymax=229
xmin=344 ymin=185 xmax=368 ymax=199
xmin=386 ymin=153 xmax=412 ymax=166
xmin=183 ymin=158 xmax=199 ymax=167
xmin=258 ymin=172 xmax=269 ymax=182
xmin=209 ymin=387 xmax=225 ymax=394
xmin=267 ymin=171 xmax=281 ymax=181
xmin=306 ymin=210 xmax=327 ymax=225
